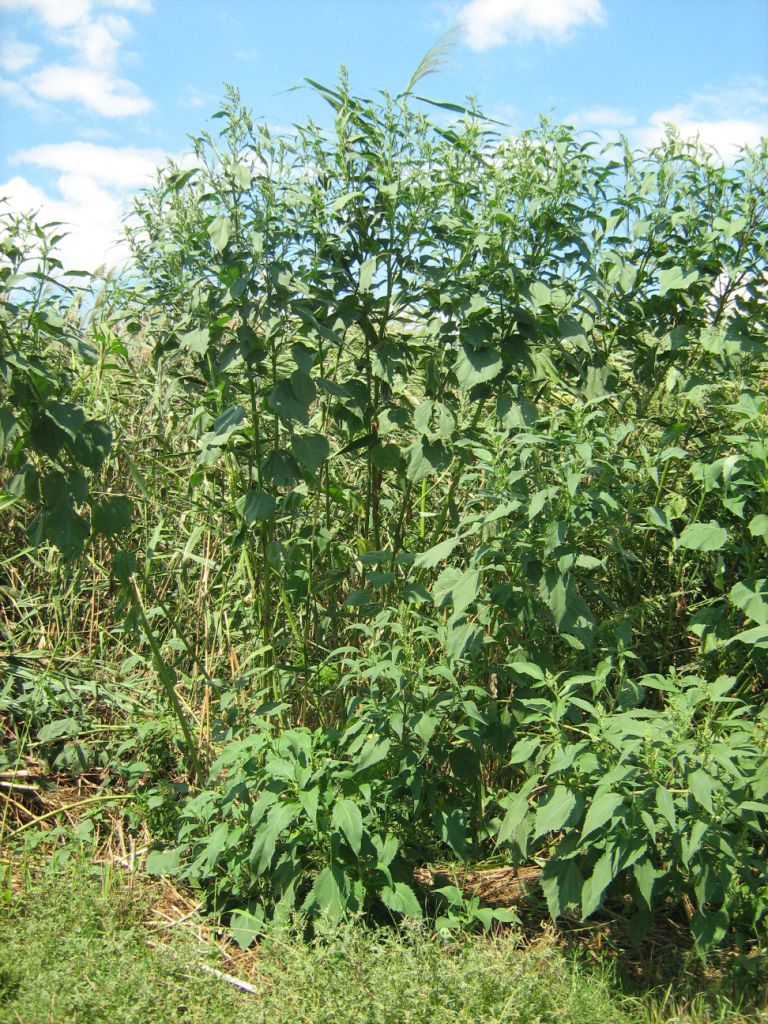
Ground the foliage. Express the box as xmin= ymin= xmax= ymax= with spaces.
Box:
xmin=1 ymin=72 xmax=767 ymax=954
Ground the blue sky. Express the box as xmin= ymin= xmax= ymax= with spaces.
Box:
xmin=1 ymin=0 xmax=766 ymax=269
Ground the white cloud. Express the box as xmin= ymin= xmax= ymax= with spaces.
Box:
xmin=12 ymin=141 xmax=165 ymax=189
xmin=0 ymin=34 xmax=40 ymax=73
xmin=458 ymin=0 xmax=605 ymax=50
xmin=1 ymin=139 xmax=168 ymax=270
xmin=0 ymin=172 xmax=130 ymax=270
xmin=0 ymin=0 xmax=152 ymax=118
xmin=566 ymin=81 xmax=767 ymax=155
xmin=26 ymin=64 xmax=153 ymax=117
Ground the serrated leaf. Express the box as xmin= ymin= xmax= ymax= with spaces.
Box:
xmin=381 ymin=882 xmax=422 ymax=918
xmin=454 ymin=343 xmax=502 ymax=390
xmin=353 ymin=736 xmax=391 ymax=773
xmin=291 ymin=432 xmax=330 ymax=475
xmin=534 ymin=785 xmax=580 ymax=838
xmin=238 ymin=489 xmax=277 ymax=524
xmin=91 ymin=496 xmax=132 ymax=537
xmin=414 ymin=535 xmax=461 ymax=569
xmin=582 ymin=848 xmax=615 ymax=918
xmin=581 ymin=791 xmax=624 ymax=840
xmin=332 ymin=798 xmax=363 ymax=855
xmin=678 ymin=522 xmax=727 ymax=552
xmin=312 ymin=865 xmax=348 ymax=921
xmin=658 ymin=266 xmax=699 ymax=295
xmin=541 ymin=859 xmax=583 ymax=920
xmin=655 ymin=786 xmax=677 ymax=829
xmin=180 ymin=327 xmax=210 ymax=355
xmin=688 ymin=769 xmax=713 ymax=813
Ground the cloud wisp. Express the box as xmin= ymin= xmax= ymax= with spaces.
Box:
xmin=457 ymin=0 xmax=605 ymax=51
xmin=1 ymin=140 xmax=167 ymax=270
xmin=0 ymin=0 xmax=153 ymax=118
xmin=568 ymin=78 xmax=768 ymax=155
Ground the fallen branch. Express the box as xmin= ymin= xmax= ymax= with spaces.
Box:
xmin=199 ymin=964 xmax=259 ymax=996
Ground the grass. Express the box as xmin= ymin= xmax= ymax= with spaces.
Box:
xmin=0 ymin=862 xmax=766 ymax=1024
xmin=0 ymin=863 xmax=635 ymax=1024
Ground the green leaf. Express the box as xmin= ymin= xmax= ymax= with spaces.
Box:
xmin=180 ymin=327 xmax=210 ymax=355
xmin=146 ymin=848 xmax=182 ymax=876
xmin=381 ymin=882 xmax=422 ymax=918
xmin=359 ymin=256 xmax=376 ymax=292
xmin=332 ymin=798 xmax=363 ymax=855
xmin=581 ymin=791 xmax=624 ymax=840
xmin=498 ymin=791 xmax=530 ymax=844
xmin=353 ymin=736 xmax=391 ymax=773
xmin=453 ymin=343 xmax=502 ymax=390
xmin=256 ymin=802 xmax=297 ymax=874
xmin=406 ymin=437 xmax=450 ymax=482
xmin=450 ymin=569 xmax=480 ymax=616
xmin=727 ymin=624 xmax=768 ymax=648
xmin=655 ymin=786 xmax=677 ymax=829
xmin=312 ymin=865 xmax=348 ymax=921
xmin=678 ymin=521 xmax=727 ymax=552
xmin=414 ymin=535 xmax=461 ymax=569
xmin=658 ymin=266 xmax=699 ymax=295
xmin=748 ymin=514 xmax=768 ymax=540
xmin=268 ymin=379 xmax=310 ymax=425
xmin=229 ymin=907 xmax=264 ymax=950
xmin=688 ymin=769 xmax=713 ymax=813
xmin=691 ymin=908 xmax=729 ymax=953
xmin=534 ymin=785 xmax=580 ymax=839
xmin=291 ymin=432 xmax=330 ymax=475
xmin=633 ymin=859 xmax=657 ymax=909
xmin=91 ymin=496 xmax=132 ymax=537
xmin=208 ymin=215 xmax=232 ymax=252
xmin=238 ymin=489 xmax=277 ymax=524
xmin=38 ymin=717 xmax=79 ymax=743
xmin=581 ymin=848 xmax=615 ymax=918
xmin=541 ymin=859 xmax=583 ymax=919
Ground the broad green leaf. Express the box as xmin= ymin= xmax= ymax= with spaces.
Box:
xmin=332 ymin=798 xmax=363 ymax=855
xmin=208 ymin=215 xmax=232 ymax=252
xmin=655 ymin=786 xmax=677 ymax=829
xmin=268 ymin=379 xmax=310 ymax=425
xmin=406 ymin=437 xmax=450 ymax=482
xmin=658 ymin=266 xmax=699 ymax=295
xmin=451 ymin=569 xmax=480 ymax=616
xmin=146 ymin=848 xmax=182 ymax=876
xmin=359 ymin=256 xmax=377 ymax=291
xmin=729 ymin=579 xmax=768 ymax=625
xmin=414 ymin=535 xmax=461 ymax=568
xmin=453 ymin=343 xmax=502 ymax=390
xmin=633 ymin=859 xmax=656 ymax=908
xmin=312 ymin=865 xmax=348 ymax=921
xmin=581 ymin=791 xmax=624 ymax=839
xmin=541 ymin=859 xmax=583 ymax=919
xmin=180 ymin=327 xmax=210 ymax=355
xmin=582 ymin=848 xmax=615 ymax=917
xmin=534 ymin=785 xmax=580 ymax=838
xmin=381 ymin=882 xmax=422 ymax=918
xmin=91 ymin=496 xmax=132 ymax=537
xmin=498 ymin=790 xmax=530 ymax=844
xmin=678 ymin=521 xmax=727 ymax=552
xmin=229 ymin=907 xmax=264 ymax=950
xmin=238 ymin=489 xmax=277 ymax=524
xmin=38 ymin=717 xmax=79 ymax=742
xmin=688 ymin=769 xmax=713 ymax=813
xmin=291 ymin=432 xmax=330 ymax=475
xmin=749 ymin=514 xmax=768 ymax=540
xmin=256 ymin=802 xmax=297 ymax=874
xmin=727 ymin=624 xmax=768 ymax=648
xmin=353 ymin=736 xmax=391 ymax=773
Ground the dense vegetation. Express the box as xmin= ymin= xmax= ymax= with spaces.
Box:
xmin=1 ymin=67 xmax=767 ymax=980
